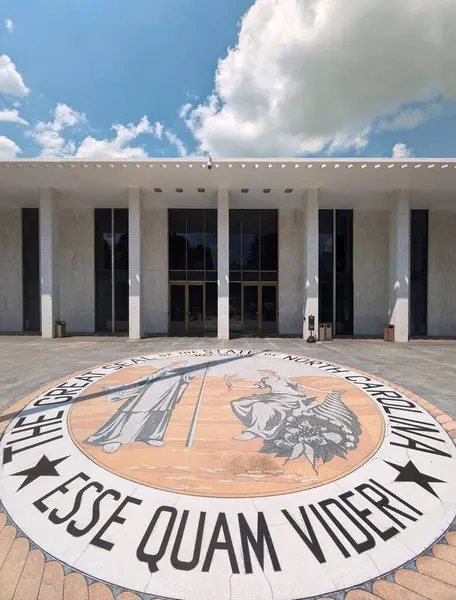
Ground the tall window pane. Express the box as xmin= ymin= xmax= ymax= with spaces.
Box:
xmin=95 ymin=208 xmax=128 ymax=333
xmin=187 ymin=210 xmax=205 ymax=270
xmin=335 ymin=210 xmax=353 ymax=335
xmin=260 ymin=209 xmax=278 ymax=271
xmin=95 ymin=209 xmax=112 ymax=332
xmin=319 ymin=209 xmax=333 ymax=325
xmin=410 ymin=210 xmax=428 ymax=336
xmin=169 ymin=209 xmax=186 ymax=270
xmin=114 ymin=209 xmax=129 ymax=332
xmin=22 ymin=208 xmax=40 ymax=332
xmin=205 ymin=210 xmax=217 ymax=271
xmin=242 ymin=210 xmax=260 ymax=270
xmin=229 ymin=210 xmax=242 ymax=270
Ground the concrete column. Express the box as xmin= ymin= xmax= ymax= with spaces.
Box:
xmin=129 ymin=186 xmax=144 ymax=339
xmin=40 ymin=187 xmax=60 ymax=338
xmin=217 ymin=187 xmax=229 ymax=340
xmin=303 ymin=189 xmax=319 ymax=338
xmin=389 ymin=189 xmax=410 ymax=342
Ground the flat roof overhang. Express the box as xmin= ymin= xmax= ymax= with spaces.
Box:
xmin=1 ymin=158 xmax=456 ymax=205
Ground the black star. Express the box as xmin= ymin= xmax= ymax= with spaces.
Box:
xmin=12 ymin=455 xmax=68 ymax=490
xmin=385 ymin=459 xmax=445 ymax=498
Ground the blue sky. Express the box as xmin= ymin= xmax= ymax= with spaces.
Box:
xmin=0 ymin=0 xmax=455 ymax=159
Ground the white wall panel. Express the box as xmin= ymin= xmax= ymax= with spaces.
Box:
xmin=428 ymin=210 xmax=456 ymax=336
xmin=0 ymin=209 xmax=22 ymax=331
xmin=353 ymin=210 xmax=389 ymax=336
xmin=59 ymin=208 xmax=95 ymax=332
xmin=143 ymin=209 xmax=168 ymax=334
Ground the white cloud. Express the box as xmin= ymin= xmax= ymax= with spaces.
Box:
xmin=5 ymin=19 xmax=14 ymax=33
xmin=150 ymin=120 xmax=187 ymax=156
xmin=378 ymin=103 xmax=443 ymax=131
xmin=184 ymin=0 xmax=456 ymax=157
xmin=328 ymin=127 xmax=370 ymax=154
xmin=0 ymin=55 xmax=29 ymax=96
xmin=0 ymin=135 xmax=21 ymax=157
xmin=0 ymin=109 xmax=28 ymax=125
xmin=179 ymin=103 xmax=192 ymax=120
xmin=75 ymin=116 xmax=153 ymax=158
xmin=29 ymin=103 xmax=86 ymax=157
xmin=392 ymin=143 xmax=413 ymax=158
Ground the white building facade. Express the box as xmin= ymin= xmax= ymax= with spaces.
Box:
xmin=0 ymin=158 xmax=455 ymax=342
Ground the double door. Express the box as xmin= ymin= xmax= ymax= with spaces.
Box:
xmin=169 ymin=283 xmax=217 ymax=336
xmin=230 ymin=283 xmax=277 ymax=335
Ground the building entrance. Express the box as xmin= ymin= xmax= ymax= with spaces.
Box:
xmin=230 ymin=282 xmax=278 ymax=335
xmin=229 ymin=209 xmax=278 ymax=336
xmin=168 ymin=209 xmax=218 ymax=336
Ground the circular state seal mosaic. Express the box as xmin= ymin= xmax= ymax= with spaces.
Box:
xmin=0 ymin=349 xmax=455 ymax=600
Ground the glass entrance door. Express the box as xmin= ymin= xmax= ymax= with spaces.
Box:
xmin=261 ymin=284 xmax=277 ymax=335
xmin=187 ymin=284 xmax=204 ymax=335
xmin=169 ymin=283 xmax=212 ymax=336
xmin=243 ymin=284 xmax=259 ymax=334
xmin=170 ymin=284 xmax=186 ymax=335
xmin=230 ymin=283 xmax=277 ymax=335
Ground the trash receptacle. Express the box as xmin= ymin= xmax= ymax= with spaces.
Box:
xmin=324 ymin=323 xmax=333 ymax=341
xmin=319 ymin=324 xmax=326 ymax=341
xmin=384 ymin=324 xmax=394 ymax=342
xmin=55 ymin=320 xmax=66 ymax=338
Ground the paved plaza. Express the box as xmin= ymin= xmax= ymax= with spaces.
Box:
xmin=0 ymin=338 xmax=456 ymax=600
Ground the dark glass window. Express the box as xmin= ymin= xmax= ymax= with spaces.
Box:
xmin=22 ymin=208 xmax=40 ymax=332
xmin=410 ymin=210 xmax=428 ymax=336
xmin=205 ymin=210 xmax=217 ymax=271
xmin=187 ymin=209 xmax=205 ymax=270
xmin=319 ymin=210 xmax=334 ymax=325
xmin=229 ymin=209 xmax=277 ymax=275
xmin=168 ymin=209 xmax=217 ymax=276
xmin=229 ymin=210 xmax=242 ymax=270
xmin=169 ymin=210 xmax=186 ymax=270
xmin=95 ymin=208 xmax=128 ymax=333
xmin=261 ymin=209 xmax=278 ymax=271
xmin=242 ymin=210 xmax=260 ymax=270
xmin=168 ymin=209 xmax=218 ymax=336
xmin=335 ymin=210 xmax=353 ymax=335
xmin=319 ymin=209 xmax=353 ymax=335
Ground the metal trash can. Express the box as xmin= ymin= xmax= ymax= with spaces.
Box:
xmin=55 ymin=320 xmax=66 ymax=338
xmin=384 ymin=324 xmax=394 ymax=342
xmin=319 ymin=324 xmax=326 ymax=341
xmin=319 ymin=322 xmax=333 ymax=341
xmin=324 ymin=323 xmax=333 ymax=341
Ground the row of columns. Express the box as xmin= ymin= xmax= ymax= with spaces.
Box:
xmin=39 ymin=186 xmax=411 ymax=341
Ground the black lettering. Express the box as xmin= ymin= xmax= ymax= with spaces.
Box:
xmin=91 ymin=495 xmax=142 ymax=551
xmin=390 ymin=416 xmax=445 ymax=442
xmin=3 ymin=435 xmax=64 ymax=464
xmin=137 ymin=506 xmax=177 ymax=572
xmin=202 ymin=513 xmax=240 ymax=574
xmin=170 ymin=510 xmax=206 ymax=571
xmin=34 ymin=472 xmax=89 ymax=513
xmin=309 ymin=504 xmax=350 ymax=558
xmin=67 ymin=489 xmax=121 ymax=537
xmin=319 ymin=499 xmax=376 ymax=554
xmin=340 ymin=491 xmax=398 ymax=542
xmin=49 ymin=481 xmax=103 ymax=524
xmin=282 ymin=506 xmax=325 ymax=564
xmin=356 ymin=481 xmax=421 ymax=530
xmin=13 ymin=411 xmax=64 ymax=432
xmin=238 ymin=512 xmax=281 ymax=573
xmin=391 ymin=433 xmax=451 ymax=457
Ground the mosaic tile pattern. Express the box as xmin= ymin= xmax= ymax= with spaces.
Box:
xmin=0 ymin=348 xmax=455 ymax=600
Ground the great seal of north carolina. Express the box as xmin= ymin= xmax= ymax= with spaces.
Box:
xmin=1 ymin=349 xmax=455 ymax=599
